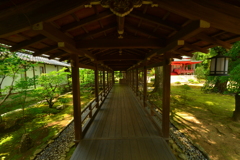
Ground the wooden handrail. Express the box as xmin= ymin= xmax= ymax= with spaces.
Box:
xmin=81 ymin=84 xmax=112 ymax=137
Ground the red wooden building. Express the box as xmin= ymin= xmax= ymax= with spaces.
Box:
xmin=171 ymin=56 xmax=202 ymax=75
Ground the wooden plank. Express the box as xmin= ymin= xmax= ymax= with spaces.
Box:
xmin=122 ymin=140 xmax=132 ymax=160
xmin=71 ymin=84 xmax=176 ymax=160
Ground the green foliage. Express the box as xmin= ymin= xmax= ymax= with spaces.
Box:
xmin=194 ymin=66 xmax=206 ymax=79
xmin=175 ymin=81 xmax=181 ymax=84
xmin=0 ymin=49 xmax=36 ymax=106
xmin=58 ymin=98 xmax=70 ymax=105
xmin=32 ymin=68 xmax=70 ymax=108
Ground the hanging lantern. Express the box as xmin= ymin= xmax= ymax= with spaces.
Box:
xmin=209 ymin=55 xmax=230 ymax=76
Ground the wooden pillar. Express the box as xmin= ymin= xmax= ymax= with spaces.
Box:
xmin=103 ymin=68 xmax=106 ymax=96
xmin=112 ymin=71 xmax=114 ymax=85
xmin=95 ymin=63 xmax=99 ymax=108
xmin=136 ymin=68 xmax=139 ymax=96
xmin=143 ymin=65 xmax=147 ymax=107
xmin=132 ymin=69 xmax=135 ymax=90
xmin=106 ymin=70 xmax=109 ymax=91
xmin=71 ymin=55 xmax=82 ymax=142
xmin=162 ymin=54 xmax=171 ymax=139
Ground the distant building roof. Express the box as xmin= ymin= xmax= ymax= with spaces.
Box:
xmin=172 ymin=56 xmax=202 ymax=65
xmin=16 ymin=52 xmax=70 ymax=67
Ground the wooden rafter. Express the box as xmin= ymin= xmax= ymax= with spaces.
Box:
xmin=125 ymin=24 xmax=161 ymax=38
xmin=184 ymin=42 xmax=208 ymax=53
xmin=168 ymin=20 xmax=210 ymax=43
xmin=197 ymin=33 xmax=232 ymax=49
xmin=129 ymin=10 xmax=181 ymax=31
xmin=155 ymin=0 xmax=240 ymax=34
xmin=32 ymin=22 xmax=96 ymax=61
xmin=10 ymin=35 xmax=47 ymax=52
xmin=76 ymin=38 xmax=165 ymax=49
xmin=74 ymin=24 xmax=116 ymax=40
xmin=33 ymin=45 xmax=58 ymax=56
xmin=61 ymin=10 xmax=113 ymax=32
xmin=97 ymin=55 xmax=143 ymax=61
xmin=49 ymin=51 xmax=68 ymax=59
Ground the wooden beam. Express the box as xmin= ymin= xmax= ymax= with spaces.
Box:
xmin=155 ymin=0 xmax=240 ymax=34
xmin=97 ymin=55 xmax=143 ymax=61
xmin=184 ymin=42 xmax=209 ymax=53
xmin=74 ymin=24 xmax=116 ymax=40
xmin=197 ymin=33 xmax=232 ymax=49
xmin=129 ymin=10 xmax=181 ymax=31
xmin=168 ymin=20 xmax=210 ymax=43
xmin=10 ymin=35 xmax=46 ymax=52
xmin=71 ymin=54 xmax=82 ymax=142
xmin=0 ymin=0 xmax=89 ymax=38
xmin=33 ymin=22 xmax=96 ymax=60
xmin=33 ymin=45 xmax=58 ymax=56
xmin=125 ymin=24 xmax=161 ymax=38
xmin=49 ymin=51 xmax=68 ymax=59
xmin=61 ymin=10 xmax=113 ymax=32
xmin=76 ymin=38 xmax=165 ymax=49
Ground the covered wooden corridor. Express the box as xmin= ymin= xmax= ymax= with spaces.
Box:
xmin=71 ymin=84 xmax=176 ymax=160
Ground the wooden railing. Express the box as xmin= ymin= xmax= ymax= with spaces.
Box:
xmin=81 ymin=84 xmax=113 ymax=137
xmin=135 ymin=89 xmax=163 ymax=133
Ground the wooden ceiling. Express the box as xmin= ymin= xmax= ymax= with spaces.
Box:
xmin=1 ymin=0 xmax=240 ymax=71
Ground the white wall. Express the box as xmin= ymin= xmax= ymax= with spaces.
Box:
xmin=0 ymin=64 xmax=66 ymax=93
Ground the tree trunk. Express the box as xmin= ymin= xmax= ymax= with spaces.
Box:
xmin=152 ymin=67 xmax=163 ymax=94
xmin=233 ymin=93 xmax=240 ymax=121
xmin=213 ymin=79 xmax=228 ymax=94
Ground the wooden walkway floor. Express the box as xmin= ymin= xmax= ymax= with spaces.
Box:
xmin=71 ymin=84 xmax=176 ymax=160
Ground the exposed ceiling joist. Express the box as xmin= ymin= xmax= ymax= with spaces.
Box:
xmin=10 ymin=35 xmax=47 ymax=52
xmin=125 ymin=24 xmax=160 ymax=38
xmin=33 ymin=45 xmax=58 ymax=56
xmin=184 ymin=42 xmax=209 ymax=53
xmin=32 ymin=22 xmax=96 ymax=61
xmin=0 ymin=0 xmax=89 ymax=38
xmin=155 ymin=0 xmax=240 ymax=34
xmin=49 ymin=51 xmax=68 ymax=59
xmin=168 ymin=20 xmax=210 ymax=43
xmin=76 ymin=38 xmax=165 ymax=49
xmin=75 ymin=24 xmax=116 ymax=40
xmin=197 ymin=33 xmax=232 ymax=49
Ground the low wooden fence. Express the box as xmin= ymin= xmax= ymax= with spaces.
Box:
xmin=81 ymin=84 xmax=112 ymax=137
